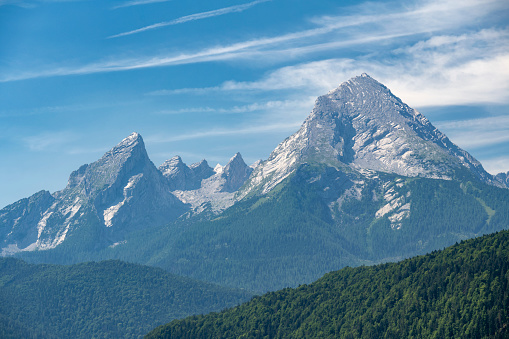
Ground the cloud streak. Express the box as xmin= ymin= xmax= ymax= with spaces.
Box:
xmin=435 ymin=115 xmax=509 ymax=149
xmin=109 ymin=0 xmax=270 ymax=38
xmin=146 ymin=122 xmax=302 ymax=143
xmin=112 ymin=0 xmax=170 ymax=10
xmin=2 ymin=0 xmax=508 ymax=111
xmin=155 ymin=98 xmax=315 ymax=115
xmin=23 ymin=131 xmax=78 ymax=152
xmin=479 ymin=156 xmax=509 ymax=175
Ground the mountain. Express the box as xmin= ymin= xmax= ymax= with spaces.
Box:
xmin=241 ymin=73 xmax=501 ymax=198
xmin=1 ymin=133 xmax=188 ymax=255
xmin=146 ymin=230 xmax=509 ymax=339
xmin=0 ymin=258 xmax=252 ymax=339
xmin=126 ymin=75 xmax=509 ymax=291
xmin=2 ymin=74 xmax=508 ymax=292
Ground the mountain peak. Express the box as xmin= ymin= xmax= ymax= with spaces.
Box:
xmin=227 ymin=152 xmax=243 ymax=164
xmin=161 ymin=156 xmax=185 ymax=169
xmin=190 ymin=159 xmax=208 ymax=170
xmin=221 ymin=153 xmax=253 ymax=193
xmin=117 ymin=132 xmax=143 ymax=148
xmin=101 ymin=132 xmax=147 ymax=165
xmin=240 ymin=75 xmax=497 ymax=196
xmin=189 ymin=159 xmax=214 ymax=183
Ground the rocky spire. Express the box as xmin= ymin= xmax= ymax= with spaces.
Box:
xmin=221 ymin=153 xmax=253 ymax=193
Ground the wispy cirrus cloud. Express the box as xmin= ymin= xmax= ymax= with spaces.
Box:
xmin=112 ymin=0 xmax=170 ymax=10
xmin=23 ymin=131 xmax=78 ymax=151
xmin=146 ymin=121 xmax=302 ymax=144
xmin=155 ymin=98 xmax=315 ymax=115
xmin=435 ymin=115 xmax=509 ymax=149
xmin=2 ymin=0 xmax=508 ymax=95
xmin=479 ymin=156 xmax=509 ymax=175
xmin=109 ymin=0 xmax=271 ymax=38
xmin=149 ymin=28 xmax=509 ymax=107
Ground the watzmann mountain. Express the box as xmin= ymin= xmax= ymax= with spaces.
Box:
xmin=1 ymin=74 xmax=508 ymax=292
xmin=241 ymin=73 xmax=501 ymax=198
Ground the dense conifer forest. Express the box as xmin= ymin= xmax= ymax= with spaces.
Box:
xmin=146 ymin=230 xmax=509 ymax=338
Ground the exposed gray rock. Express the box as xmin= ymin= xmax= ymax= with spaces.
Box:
xmin=173 ymin=153 xmax=253 ymax=214
xmin=220 ymin=153 xmax=253 ymax=193
xmin=1 ymin=132 xmax=188 ymax=253
xmin=495 ymin=171 xmax=509 ymax=187
xmin=240 ymin=74 xmax=503 ymax=197
xmin=159 ymin=157 xmax=214 ymax=191
xmin=0 ymin=190 xmax=55 ymax=254
xmin=190 ymin=160 xmax=215 ymax=182
xmin=159 ymin=156 xmax=195 ymax=190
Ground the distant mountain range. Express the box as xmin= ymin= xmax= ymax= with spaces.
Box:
xmin=1 ymin=74 xmax=508 ymax=292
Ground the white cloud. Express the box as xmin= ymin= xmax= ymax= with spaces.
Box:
xmin=2 ymin=0 xmax=508 ymax=115
xmin=156 ymin=28 xmax=509 ymax=107
xmin=146 ymin=122 xmax=302 ymax=143
xmin=155 ymin=98 xmax=315 ymax=115
xmin=435 ymin=115 xmax=509 ymax=149
xmin=0 ymin=0 xmax=35 ymax=7
xmin=109 ymin=0 xmax=271 ymax=38
xmin=112 ymin=0 xmax=170 ymax=10
xmin=479 ymin=156 xmax=509 ymax=175
xmin=23 ymin=131 xmax=78 ymax=151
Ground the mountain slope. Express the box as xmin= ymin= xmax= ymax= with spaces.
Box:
xmin=146 ymin=230 xmax=509 ymax=339
xmin=0 ymin=133 xmax=188 ymax=254
xmin=172 ymin=152 xmax=253 ymax=214
xmin=136 ymin=164 xmax=509 ymax=292
xmin=0 ymin=258 xmax=252 ymax=339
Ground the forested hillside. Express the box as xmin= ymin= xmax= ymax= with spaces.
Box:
xmin=147 ymin=230 xmax=509 ymax=338
xmin=0 ymin=259 xmax=252 ymax=338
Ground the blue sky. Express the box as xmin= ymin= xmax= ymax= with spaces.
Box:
xmin=1 ymin=0 xmax=508 ymax=208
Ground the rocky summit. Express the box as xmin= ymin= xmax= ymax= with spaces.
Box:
xmin=240 ymin=74 xmax=502 ymax=197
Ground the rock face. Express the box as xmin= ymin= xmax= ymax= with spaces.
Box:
xmin=1 ymin=133 xmax=188 ymax=254
xmin=159 ymin=157 xmax=214 ymax=191
xmin=171 ymin=153 xmax=253 ymax=214
xmin=0 ymin=191 xmax=55 ymax=254
xmin=220 ymin=153 xmax=254 ymax=193
xmin=496 ymin=171 xmax=509 ymax=187
xmin=241 ymin=74 xmax=501 ymax=197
